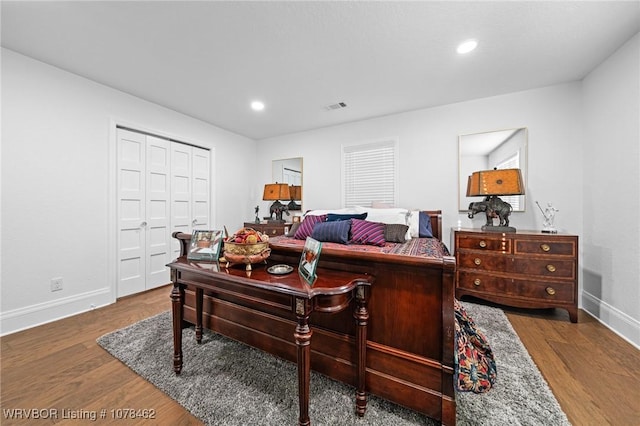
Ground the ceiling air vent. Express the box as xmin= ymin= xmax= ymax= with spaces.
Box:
xmin=325 ymin=102 xmax=347 ymax=111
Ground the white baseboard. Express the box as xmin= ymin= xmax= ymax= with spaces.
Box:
xmin=0 ymin=287 xmax=114 ymax=336
xmin=581 ymin=291 xmax=640 ymax=349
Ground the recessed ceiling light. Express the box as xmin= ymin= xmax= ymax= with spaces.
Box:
xmin=251 ymin=101 xmax=265 ymax=111
xmin=457 ymin=39 xmax=478 ymax=54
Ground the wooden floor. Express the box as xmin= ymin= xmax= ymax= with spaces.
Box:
xmin=505 ymin=305 xmax=640 ymax=426
xmin=1 ymin=286 xmax=638 ymax=425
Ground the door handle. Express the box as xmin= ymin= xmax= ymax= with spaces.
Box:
xmin=192 ymin=219 xmax=198 ymax=226
xmin=140 ymin=221 xmax=147 ymax=228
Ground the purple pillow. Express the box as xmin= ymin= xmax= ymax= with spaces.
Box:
xmin=311 ymin=220 xmax=350 ymax=244
xmin=294 ymin=215 xmax=327 ymax=240
xmin=350 ymin=219 xmax=386 ymax=246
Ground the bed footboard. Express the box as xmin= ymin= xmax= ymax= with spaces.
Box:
xmin=172 ymin=230 xmax=457 ymax=425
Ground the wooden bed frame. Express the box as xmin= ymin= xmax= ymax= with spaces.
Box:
xmin=174 ymin=211 xmax=457 ymax=424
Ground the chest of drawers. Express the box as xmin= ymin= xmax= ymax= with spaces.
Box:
xmin=453 ymin=229 xmax=578 ymax=322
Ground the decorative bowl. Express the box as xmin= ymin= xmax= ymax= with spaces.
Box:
xmin=223 ymin=241 xmax=270 ymax=270
xmin=224 ymin=241 xmax=269 ymax=255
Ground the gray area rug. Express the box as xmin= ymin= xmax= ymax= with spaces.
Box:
xmin=97 ymin=302 xmax=570 ymax=425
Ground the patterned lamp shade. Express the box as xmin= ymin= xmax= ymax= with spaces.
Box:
xmin=466 ymin=168 xmax=525 ymax=197
xmin=263 ymin=183 xmax=291 ymax=201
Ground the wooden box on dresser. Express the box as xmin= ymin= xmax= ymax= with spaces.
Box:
xmin=453 ymin=228 xmax=578 ymax=322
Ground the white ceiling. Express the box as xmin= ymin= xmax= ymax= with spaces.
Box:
xmin=2 ymin=1 xmax=639 ymax=140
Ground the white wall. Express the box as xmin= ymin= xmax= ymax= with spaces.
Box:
xmin=258 ymin=77 xmax=638 ymax=341
xmin=257 ymin=82 xmax=584 ymax=237
xmin=582 ymin=33 xmax=640 ymax=346
xmin=1 ymin=49 xmax=257 ymax=335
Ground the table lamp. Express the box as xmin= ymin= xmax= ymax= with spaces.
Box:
xmin=466 ymin=168 xmax=524 ymax=232
xmin=263 ymin=183 xmax=291 ymax=223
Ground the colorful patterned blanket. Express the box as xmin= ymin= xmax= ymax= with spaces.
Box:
xmin=454 ymin=299 xmax=497 ymax=393
xmin=269 ymin=235 xmax=450 ymax=258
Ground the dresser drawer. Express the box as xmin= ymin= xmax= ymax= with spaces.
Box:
xmin=515 ymin=239 xmax=576 ymax=256
xmin=260 ymin=226 xmax=285 ymax=236
xmin=458 ymin=252 xmax=508 ymax=271
xmin=456 ymin=235 xmax=511 ymax=252
xmin=509 ymin=257 xmax=575 ymax=279
xmin=458 ymin=271 xmax=574 ymax=303
xmin=458 ymin=252 xmax=576 ymax=279
xmin=244 ymin=222 xmax=290 ymax=237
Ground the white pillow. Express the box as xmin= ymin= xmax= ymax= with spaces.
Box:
xmin=304 ymin=207 xmax=359 ymax=217
xmin=356 ymin=206 xmax=409 ymax=225
xmin=407 ymin=210 xmax=420 ymax=238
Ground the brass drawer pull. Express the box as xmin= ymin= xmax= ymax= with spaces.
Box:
xmin=546 ymin=264 xmax=556 ymax=272
xmin=546 ymin=287 xmax=556 ymax=296
xmin=473 ymin=279 xmax=481 ymax=286
xmin=541 ymin=243 xmax=551 ymax=252
xmin=479 ymin=240 xmax=487 ymax=248
xmin=474 ymin=258 xmax=482 ymax=265
xmin=271 ymin=230 xmax=277 ymax=235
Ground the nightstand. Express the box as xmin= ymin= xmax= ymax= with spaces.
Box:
xmin=453 ymin=228 xmax=578 ymax=322
xmin=244 ymin=222 xmax=292 ymax=237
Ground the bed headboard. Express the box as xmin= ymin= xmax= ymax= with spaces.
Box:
xmin=423 ymin=210 xmax=443 ymax=241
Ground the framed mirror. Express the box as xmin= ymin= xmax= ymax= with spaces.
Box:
xmin=272 ymin=157 xmax=303 ymax=211
xmin=458 ymin=128 xmax=528 ymax=212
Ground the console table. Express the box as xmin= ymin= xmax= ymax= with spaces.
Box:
xmin=167 ymin=257 xmax=373 ymax=425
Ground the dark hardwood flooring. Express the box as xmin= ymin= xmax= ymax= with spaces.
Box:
xmin=1 ymin=285 xmax=638 ymax=425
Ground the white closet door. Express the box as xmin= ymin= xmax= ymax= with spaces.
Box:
xmin=169 ymin=143 xmax=211 ymax=257
xmin=117 ymin=129 xmax=211 ymax=296
xmin=170 ymin=142 xmax=193 ymax=258
xmin=192 ymin=147 xmax=210 ymax=229
xmin=145 ymin=136 xmax=172 ymax=289
xmin=117 ymin=128 xmax=146 ymax=297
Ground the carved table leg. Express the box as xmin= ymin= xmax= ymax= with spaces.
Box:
xmin=354 ymin=285 xmax=369 ymax=416
xmin=294 ymin=298 xmax=312 ymax=426
xmin=170 ymin=282 xmax=184 ymax=374
xmin=195 ymin=287 xmax=203 ymax=343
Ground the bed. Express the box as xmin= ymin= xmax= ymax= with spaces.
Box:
xmin=174 ymin=210 xmax=457 ymax=425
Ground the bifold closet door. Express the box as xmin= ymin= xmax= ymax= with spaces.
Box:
xmin=117 ymin=129 xmax=190 ymax=297
xmin=117 ymin=129 xmax=172 ymax=297
xmin=117 ymin=128 xmax=148 ymax=297
xmin=144 ymin=135 xmax=172 ymax=290
xmin=117 ymin=129 xmax=210 ymax=297
xmin=191 ymin=147 xmax=211 ymax=230
xmin=170 ymin=143 xmax=210 ymax=259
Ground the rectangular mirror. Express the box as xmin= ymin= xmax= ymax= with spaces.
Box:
xmin=458 ymin=128 xmax=527 ymax=212
xmin=272 ymin=157 xmax=303 ymax=211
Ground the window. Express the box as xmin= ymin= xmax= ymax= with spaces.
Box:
xmin=342 ymin=140 xmax=398 ymax=208
xmin=494 ymin=152 xmax=521 ymax=210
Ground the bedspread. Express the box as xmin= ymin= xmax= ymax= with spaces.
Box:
xmin=269 ymin=235 xmax=450 ymax=258
xmin=454 ymin=299 xmax=497 ymax=393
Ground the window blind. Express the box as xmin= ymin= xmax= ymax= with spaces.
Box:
xmin=342 ymin=140 xmax=397 ymax=208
